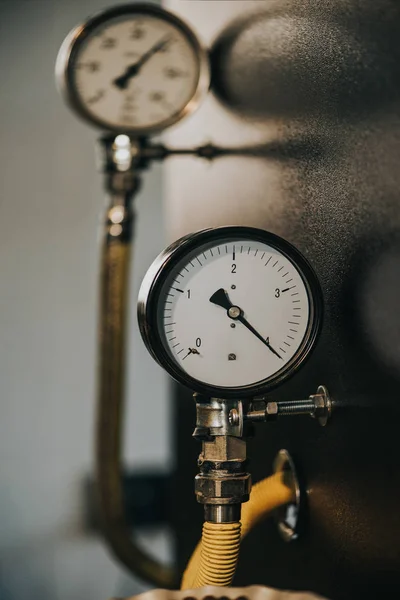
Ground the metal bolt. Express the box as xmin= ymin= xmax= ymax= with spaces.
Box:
xmin=246 ymin=386 xmax=331 ymax=427
xmin=270 ymin=399 xmax=315 ymax=416
xmin=229 ymin=409 xmax=240 ymax=426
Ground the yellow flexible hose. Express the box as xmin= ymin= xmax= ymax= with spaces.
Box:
xmin=181 ymin=471 xmax=295 ymax=590
xmin=193 ymin=522 xmax=242 ymax=588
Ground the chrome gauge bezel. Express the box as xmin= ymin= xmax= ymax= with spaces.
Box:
xmin=138 ymin=226 xmax=323 ymax=399
xmin=55 ymin=3 xmax=210 ymax=134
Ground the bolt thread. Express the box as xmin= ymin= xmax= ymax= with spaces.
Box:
xmin=277 ymin=400 xmax=315 ymax=415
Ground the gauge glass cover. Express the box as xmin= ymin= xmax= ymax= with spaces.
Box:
xmin=138 ymin=227 xmax=323 ymax=398
xmin=57 ymin=5 xmax=209 ymax=133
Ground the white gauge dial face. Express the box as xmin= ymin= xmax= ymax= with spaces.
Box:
xmin=157 ymin=238 xmax=311 ymax=390
xmin=71 ymin=13 xmax=201 ymax=130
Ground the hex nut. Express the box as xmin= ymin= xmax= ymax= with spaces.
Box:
xmin=312 ymin=394 xmax=326 ymax=418
xmin=266 ymin=401 xmax=278 ymax=421
xmin=194 ymin=473 xmax=251 ymax=503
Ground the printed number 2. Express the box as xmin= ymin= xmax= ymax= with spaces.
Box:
xmin=231 ymin=264 xmax=236 ymax=273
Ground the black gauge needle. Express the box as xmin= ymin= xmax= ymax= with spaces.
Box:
xmin=113 ymin=37 xmax=170 ymax=89
xmin=209 ymin=288 xmax=282 ymax=360
xmin=182 ymin=348 xmax=200 ymax=360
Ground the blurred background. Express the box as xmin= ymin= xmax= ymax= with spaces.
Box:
xmin=0 ymin=1 xmax=169 ymax=598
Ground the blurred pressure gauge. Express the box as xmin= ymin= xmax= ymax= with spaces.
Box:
xmin=55 ymin=3 xmax=210 ymax=134
xmin=138 ymin=227 xmax=323 ymax=399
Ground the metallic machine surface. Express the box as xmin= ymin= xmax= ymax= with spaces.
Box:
xmin=167 ymin=1 xmax=400 ymax=599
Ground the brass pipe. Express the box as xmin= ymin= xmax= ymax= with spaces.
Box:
xmin=95 ymin=186 xmax=178 ymax=588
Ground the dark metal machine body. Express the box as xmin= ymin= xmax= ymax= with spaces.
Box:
xmin=171 ymin=2 xmax=400 ymax=598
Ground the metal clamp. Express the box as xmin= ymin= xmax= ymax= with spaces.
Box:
xmin=193 ymin=395 xmax=244 ymax=439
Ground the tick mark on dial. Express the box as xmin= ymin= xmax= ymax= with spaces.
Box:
xmin=282 ymin=286 xmax=296 ymax=292
xmin=265 ymin=256 xmax=272 ymax=266
xmin=172 ymin=287 xmax=184 ymax=293
xmin=87 ymin=89 xmax=105 ymax=104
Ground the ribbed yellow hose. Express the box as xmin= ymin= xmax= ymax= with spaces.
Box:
xmin=181 ymin=471 xmax=294 ymax=590
xmin=193 ymin=522 xmax=242 ymax=588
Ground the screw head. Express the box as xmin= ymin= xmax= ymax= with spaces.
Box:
xmin=228 ymin=306 xmax=241 ymax=319
xmin=228 ymin=408 xmax=240 ymax=426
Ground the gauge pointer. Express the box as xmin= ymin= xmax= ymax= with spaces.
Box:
xmin=209 ymin=288 xmax=282 ymax=360
xmin=182 ymin=347 xmax=200 ymax=360
xmin=113 ymin=37 xmax=171 ymax=89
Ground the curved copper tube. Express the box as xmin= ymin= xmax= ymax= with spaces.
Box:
xmin=95 ymin=203 xmax=178 ymax=588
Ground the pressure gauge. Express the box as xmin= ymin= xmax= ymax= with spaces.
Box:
xmin=55 ymin=4 xmax=209 ymax=134
xmin=138 ymin=227 xmax=323 ymax=398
